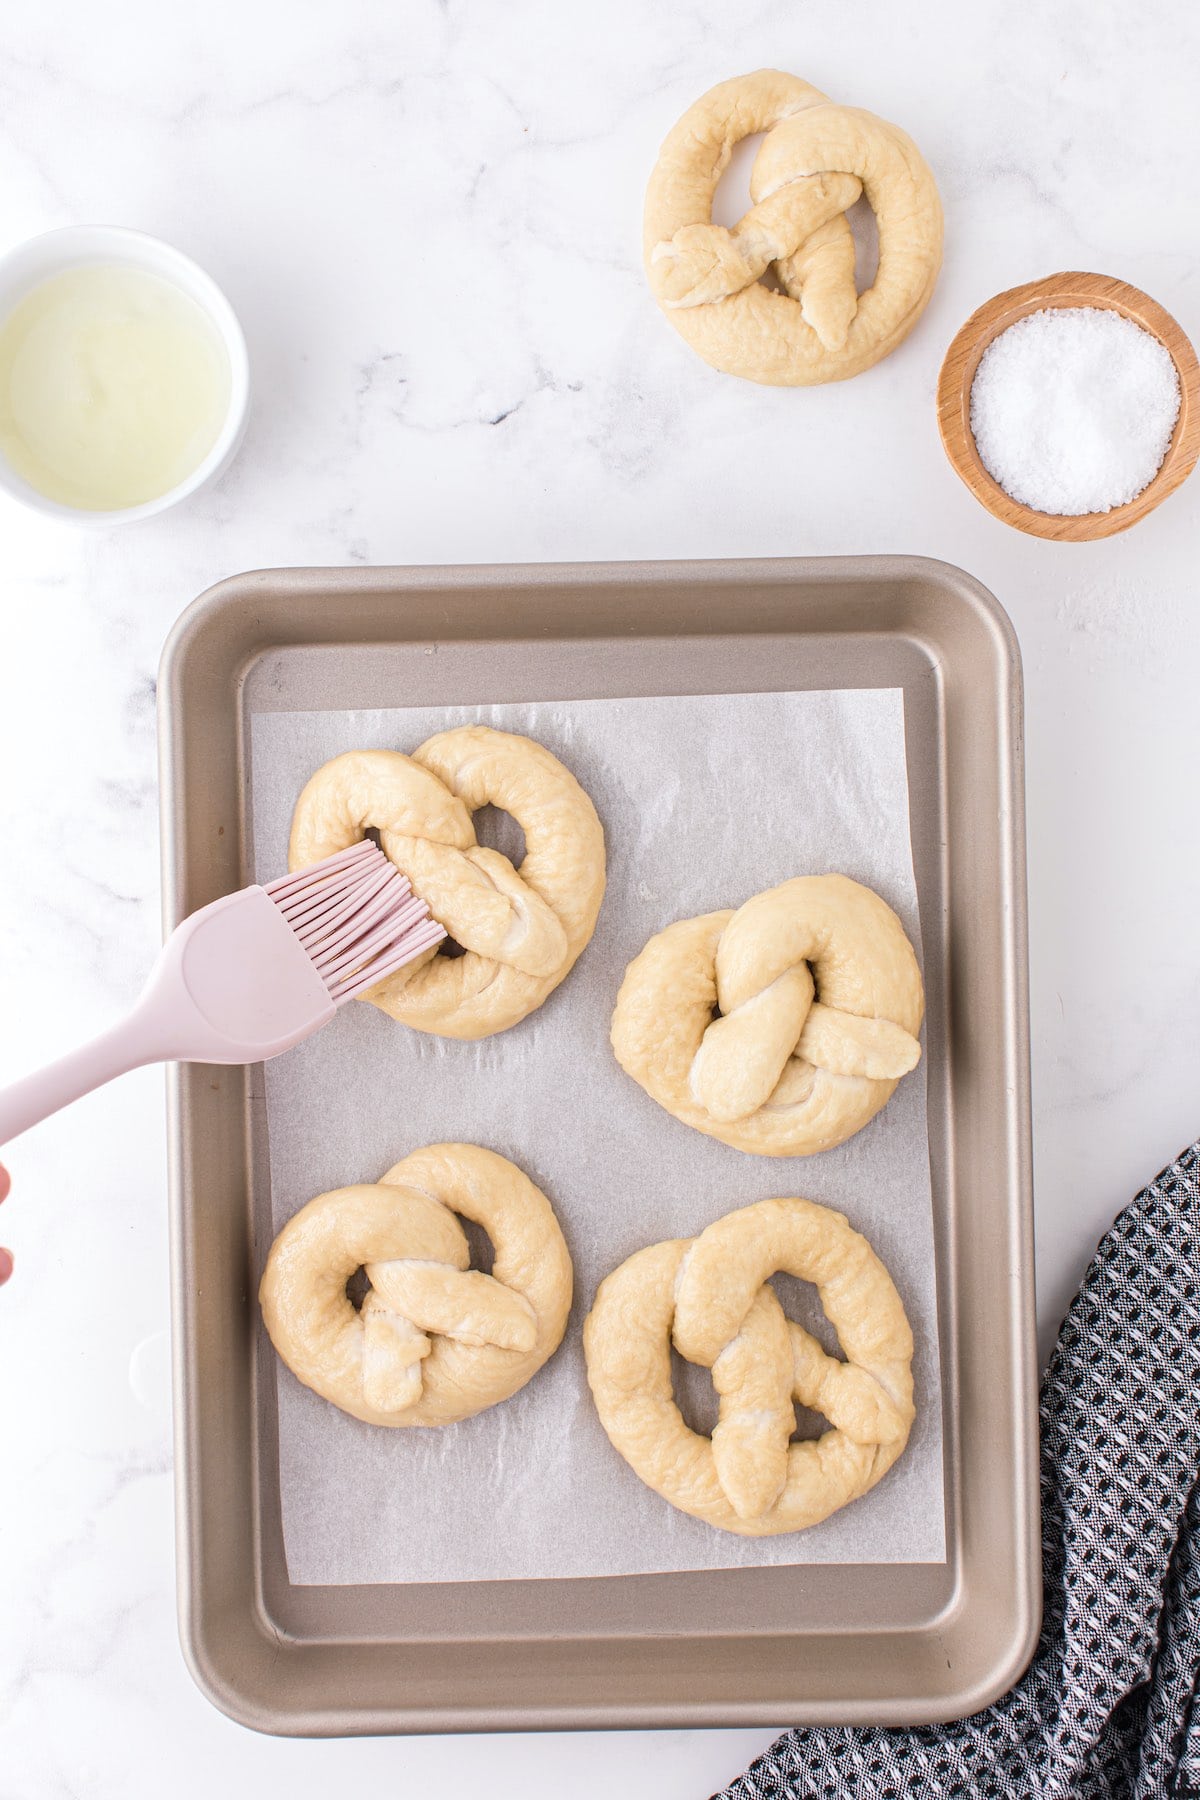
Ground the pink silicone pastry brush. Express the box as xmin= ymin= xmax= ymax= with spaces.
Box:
xmin=0 ymin=842 xmax=444 ymax=1147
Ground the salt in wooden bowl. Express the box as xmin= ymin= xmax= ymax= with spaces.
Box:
xmin=937 ymin=271 xmax=1200 ymax=541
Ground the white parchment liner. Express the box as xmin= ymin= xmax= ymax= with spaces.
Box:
xmin=250 ymin=689 xmax=946 ymax=1584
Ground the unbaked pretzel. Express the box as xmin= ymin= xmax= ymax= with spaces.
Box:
xmin=259 ymin=1143 xmax=573 ymax=1428
xmin=611 ymin=874 xmax=924 ymax=1155
xmin=289 ymin=726 xmax=606 ymax=1039
xmin=584 ymin=1197 xmax=914 ymax=1535
xmin=644 ymin=69 xmax=943 ymax=385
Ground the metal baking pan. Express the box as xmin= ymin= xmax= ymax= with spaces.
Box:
xmin=158 ymin=556 xmax=1038 ymax=1737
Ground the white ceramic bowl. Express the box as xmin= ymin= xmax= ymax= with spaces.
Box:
xmin=0 ymin=225 xmax=249 ymax=525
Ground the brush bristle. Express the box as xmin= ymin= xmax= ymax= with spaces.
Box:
xmin=264 ymin=841 xmax=446 ymax=1003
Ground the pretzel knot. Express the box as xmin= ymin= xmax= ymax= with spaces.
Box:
xmin=584 ymin=1198 xmax=915 ymax=1535
xmin=645 ymin=69 xmax=943 ymax=385
xmin=259 ymin=1144 xmax=573 ymax=1427
xmin=289 ymin=725 xmax=606 ymax=1039
xmin=611 ymin=875 xmax=924 ymax=1156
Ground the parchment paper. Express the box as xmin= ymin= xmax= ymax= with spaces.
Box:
xmin=250 ymin=689 xmax=946 ymax=1584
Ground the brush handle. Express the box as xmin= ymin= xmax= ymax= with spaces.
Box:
xmin=0 ymin=886 xmax=339 ymax=1149
xmin=0 ymin=1008 xmax=166 ymax=1149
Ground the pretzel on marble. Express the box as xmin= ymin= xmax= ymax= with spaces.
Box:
xmin=644 ymin=69 xmax=943 ymax=385
xmin=259 ymin=1143 xmax=573 ymax=1428
xmin=611 ymin=874 xmax=924 ymax=1156
xmin=289 ymin=726 xmax=606 ymax=1039
xmin=584 ymin=1197 xmax=914 ymax=1535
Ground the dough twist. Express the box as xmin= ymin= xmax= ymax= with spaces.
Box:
xmin=259 ymin=1143 xmax=573 ymax=1427
xmin=584 ymin=1198 xmax=915 ymax=1535
xmin=645 ymin=69 xmax=943 ymax=385
xmin=611 ymin=874 xmax=924 ymax=1156
xmin=289 ymin=726 xmax=606 ymax=1038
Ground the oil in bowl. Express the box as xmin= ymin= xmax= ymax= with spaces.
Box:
xmin=0 ymin=261 xmax=233 ymax=513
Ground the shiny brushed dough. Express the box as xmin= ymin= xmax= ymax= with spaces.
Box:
xmin=259 ymin=1143 xmax=573 ymax=1428
xmin=584 ymin=1197 xmax=915 ymax=1536
xmin=610 ymin=874 xmax=924 ymax=1156
xmin=289 ymin=725 xmax=606 ymax=1038
xmin=644 ymin=69 xmax=943 ymax=385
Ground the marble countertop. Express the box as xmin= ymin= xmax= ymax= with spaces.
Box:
xmin=2 ymin=2 xmax=1198 ymax=1795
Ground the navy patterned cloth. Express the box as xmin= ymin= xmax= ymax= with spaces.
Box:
xmin=721 ymin=1140 xmax=1200 ymax=1800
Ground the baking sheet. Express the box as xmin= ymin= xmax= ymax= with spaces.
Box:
xmin=249 ymin=687 xmax=946 ymax=1585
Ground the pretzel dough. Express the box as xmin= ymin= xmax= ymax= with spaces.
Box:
xmin=611 ymin=874 xmax=924 ymax=1155
xmin=259 ymin=1143 xmax=573 ymax=1428
xmin=645 ymin=69 xmax=943 ymax=385
xmin=585 ymin=1197 xmax=914 ymax=1535
xmin=289 ymin=726 xmax=606 ymax=1038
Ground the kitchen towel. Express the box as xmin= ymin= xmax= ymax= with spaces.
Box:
xmin=720 ymin=1138 xmax=1200 ymax=1800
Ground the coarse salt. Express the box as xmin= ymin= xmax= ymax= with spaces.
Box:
xmin=969 ymin=306 xmax=1180 ymax=516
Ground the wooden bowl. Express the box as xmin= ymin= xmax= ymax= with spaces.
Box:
xmin=937 ymin=271 xmax=1200 ymax=541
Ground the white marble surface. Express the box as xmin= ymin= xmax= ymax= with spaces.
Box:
xmin=1 ymin=2 xmax=1197 ymax=1794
